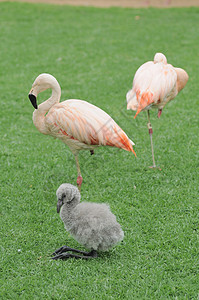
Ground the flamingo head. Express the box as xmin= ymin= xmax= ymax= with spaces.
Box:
xmin=56 ymin=183 xmax=81 ymax=213
xmin=28 ymin=73 xmax=61 ymax=109
xmin=154 ymin=53 xmax=167 ymax=64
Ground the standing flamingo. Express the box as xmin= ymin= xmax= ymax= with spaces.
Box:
xmin=29 ymin=73 xmax=136 ymax=190
xmin=126 ymin=53 xmax=188 ymax=168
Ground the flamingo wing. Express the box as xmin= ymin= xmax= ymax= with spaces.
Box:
xmin=127 ymin=61 xmax=177 ymax=118
xmin=46 ymin=100 xmax=135 ymax=154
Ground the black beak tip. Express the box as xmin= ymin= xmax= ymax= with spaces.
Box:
xmin=28 ymin=94 xmax=38 ymax=109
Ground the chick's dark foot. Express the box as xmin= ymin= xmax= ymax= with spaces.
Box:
xmin=52 ymin=245 xmax=70 ymax=256
xmin=52 ymin=246 xmax=97 ymax=257
xmin=52 ymin=250 xmax=97 ymax=260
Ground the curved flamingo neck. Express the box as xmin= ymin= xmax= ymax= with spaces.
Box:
xmin=38 ymin=87 xmax=61 ymax=113
xmin=33 ymin=84 xmax=61 ymax=134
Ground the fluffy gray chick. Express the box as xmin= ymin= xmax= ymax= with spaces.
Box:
xmin=52 ymin=183 xmax=124 ymax=259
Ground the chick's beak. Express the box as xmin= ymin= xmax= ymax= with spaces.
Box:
xmin=57 ymin=199 xmax=63 ymax=213
xmin=28 ymin=89 xmax=38 ymax=109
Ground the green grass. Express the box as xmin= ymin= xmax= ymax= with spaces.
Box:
xmin=0 ymin=2 xmax=199 ymax=299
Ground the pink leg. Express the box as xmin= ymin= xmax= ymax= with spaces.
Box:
xmin=77 ymin=175 xmax=83 ymax=190
xmin=147 ymin=111 xmax=156 ymax=168
xmin=74 ymin=155 xmax=83 ymax=191
xmin=158 ymin=109 xmax=162 ymax=118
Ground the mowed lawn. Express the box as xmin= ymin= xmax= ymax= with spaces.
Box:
xmin=0 ymin=2 xmax=198 ymax=298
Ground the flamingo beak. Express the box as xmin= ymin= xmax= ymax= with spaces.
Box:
xmin=28 ymin=93 xmax=38 ymax=109
xmin=57 ymin=199 xmax=63 ymax=213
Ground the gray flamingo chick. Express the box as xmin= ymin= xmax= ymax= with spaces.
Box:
xmin=52 ymin=183 xmax=124 ymax=260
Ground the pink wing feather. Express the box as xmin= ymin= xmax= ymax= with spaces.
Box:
xmin=46 ymin=100 xmax=135 ymax=154
xmin=127 ymin=60 xmax=177 ymax=118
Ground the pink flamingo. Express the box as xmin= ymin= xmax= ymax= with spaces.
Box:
xmin=29 ymin=73 xmax=136 ymax=190
xmin=126 ymin=53 xmax=188 ymax=168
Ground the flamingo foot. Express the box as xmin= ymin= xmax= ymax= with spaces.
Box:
xmin=51 ymin=246 xmax=97 ymax=260
xmin=149 ymin=165 xmax=162 ymax=170
xmin=149 ymin=162 xmax=156 ymax=168
xmin=77 ymin=175 xmax=83 ymax=191
xmin=149 ymin=165 xmax=156 ymax=169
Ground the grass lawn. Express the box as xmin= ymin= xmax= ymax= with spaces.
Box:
xmin=0 ymin=2 xmax=198 ymax=299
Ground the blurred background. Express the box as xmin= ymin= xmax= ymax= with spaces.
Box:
xmin=0 ymin=0 xmax=199 ymax=7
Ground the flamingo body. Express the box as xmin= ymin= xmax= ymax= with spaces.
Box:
xmin=126 ymin=53 xmax=188 ymax=118
xmin=126 ymin=53 xmax=188 ymax=167
xmin=43 ymin=99 xmax=134 ymax=154
xmin=29 ymin=73 xmax=135 ymax=189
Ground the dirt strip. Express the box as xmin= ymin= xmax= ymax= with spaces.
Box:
xmin=1 ymin=0 xmax=199 ymax=7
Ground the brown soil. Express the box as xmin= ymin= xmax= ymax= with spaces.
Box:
xmin=1 ymin=0 xmax=199 ymax=7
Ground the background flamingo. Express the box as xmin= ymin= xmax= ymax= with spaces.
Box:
xmin=29 ymin=73 xmax=136 ymax=190
xmin=126 ymin=53 xmax=188 ymax=168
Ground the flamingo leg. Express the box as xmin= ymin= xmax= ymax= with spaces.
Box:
xmin=74 ymin=155 xmax=83 ymax=191
xmin=147 ymin=110 xmax=156 ymax=168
